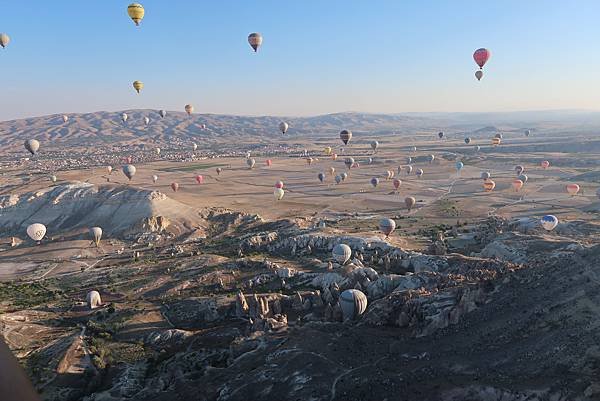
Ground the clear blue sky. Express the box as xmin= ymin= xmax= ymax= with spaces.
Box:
xmin=1 ymin=0 xmax=599 ymax=120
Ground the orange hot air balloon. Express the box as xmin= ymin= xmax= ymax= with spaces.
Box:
xmin=473 ymin=48 xmax=491 ymax=69
xmin=266 ymin=159 xmax=272 ymax=167
xmin=171 ymin=182 xmax=179 ymax=192
xmin=332 ymin=153 xmax=338 ymax=161
xmin=483 ymin=180 xmax=496 ymax=192
xmin=512 ymin=179 xmax=524 ymax=192
xmin=195 ymin=175 xmax=204 ymax=184
xmin=566 ymin=183 xmax=580 ymax=196
xmin=491 ymin=137 xmax=501 ymax=146
xmin=541 ymin=160 xmax=550 ymax=169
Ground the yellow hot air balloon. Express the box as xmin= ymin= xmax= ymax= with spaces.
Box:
xmin=133 ymin=80 xmax=143 ymax=94
xmin=127 ymin=3 xmax=145 ymax=26
xmin=323 ymin=146 xmax=332 ymax=156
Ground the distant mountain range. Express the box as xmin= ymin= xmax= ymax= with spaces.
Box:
xmin=2 ymin=109 xmax=600 ymax=150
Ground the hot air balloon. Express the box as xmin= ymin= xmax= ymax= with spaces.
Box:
xmin=464 ymin=137 xmax=471 ymax=144
xmin=171 ymin=182 xmax=179 ymax=192
xmin=495 ymin=133 xmax=503 ymax=139
xmin=492 ymin=137 xmax=501 ymax=146
xmin=86 ymin=291 xmax=102 ymax=309
xmin=155 ymin=147 xmax=161 ymax=156
xmin=370 ymin=140 xmax=379 ymax=152
xmin=0 ymin=33 xmax=10 ymax=48
xmin=518 ymin=174 xmax=528 ymax=183
xmin=405 ymin=196 xmax=416 ymax=211
xmin=339 ymin=289 xmax=367 ymax=321
xmin=122 ymin=164 xmax=136 ymax=180
xmin=379 ymin=218 xmax=396 ymax=237
xmin=329 ymin=167 xmax=335 ymax=176
xmin=90 ymin=227 xmax=102 ymax=247
xmin=332 ymin=244 xmax=352 ymax=264
xmin=216 ymin=167 xmax=222 ymax=175
xmin=416 ymin=168 xmax=424 ymax=178
xmin=27 ymin=223 xmax=46 ymax=242
xmin=335 ymin=175 xmax=342 ymax=184
xmin=566 ymin=183 xmax=580 ymax=196
xmin=159 ymin=110 xmax=166 ymax=118
xmin=397 ymin=166 xmax=403 ymax=175
xmin=247 ymin=158 xmax=256 ymax=169
xmin=525 ymin=129 xmax=531 ymax=137
xmin=411 ymin=146 xmax=417 ymax=153
xmin=438 ymin=132 xmax=444 ymax=139
xmin=50 ymin=175 xmax=57 ymax=183
xmin=122 ymin=113 xmax=128 ymax=123
xmin=475 ymin=70 xmax=483 ymax=81
xmin=192 ymin=143 xmax=198 ymax=151
xmin=340 ymin=172 xmax=348 ymax=181
xmin=144 ymin=116 xmax=150 ymax=126
xmin=455 ymin=161 xmax=464 ymax=173
xmin=541 ymin=160 xmax=550 ymax=169
xmin=152 ymin=174 xmax=158 ymax=183
xmin=475 ymin=145 xmax=481 ymax=152
xmin=340 ymin=130 xmax=352 ymax=145
xmin=332 ymin=153 xmax=338 ymax=161
xmin=515 ymin=165 xmax=524 ymax=175
xmin=133 ymin=80 xmax=143 ymax=94
xmin=481 ymin=171 xmax=491 ymax=180
xmin=541 ymin=215 xmax=558 ymax=231
xmin=306 ymin=157 xmax=314 ymax=166
xmin=196 ymin=175 xmax=204 ymax=184
xmin=323 ymin=147 xmax=332 ymax=155
xmin=265 ymin=159 xmax=272 ymax=167
xmin=248 ymin=32 xmax=263 ymax=52
xmin=185 ymin=104 xmax=194 ymax=115
xmin=370 ymin=177 xmax=379 ymax=188
xmin=127 ymin=3 xmax=145 ymax=26
xmin=274 ymin=188 xmax=284 ymax=201
xmin=473 ymin=48 xmax=491 ymax=69
xmin=24 ymin=139 xmax=40 ymax=155
xmin=393 ymin=178 xmax=402 ymax=190
xmin=275 ymin=181 xmax=284 ymax=189
xmin=406 ymin=165 xmax=413 ymax=175
xmin=344 ymin=157 xmax=354 ymax=170
xmin=62 ymin=115 xmax=69 ymax=123
xmin=279 ymin=122 xmax=289 ymax=134
xmin=318 ymin=172 xmax=325 ymax=183
xmin=386 ymin=170 xmax=394 ymax=180
xmin=428 ymin=154 xmax=435 ymax=163
xmin=483 ymin=180 xmax=496 ymax=192
xmin=512 ymin=179 xmax=524 ymax=192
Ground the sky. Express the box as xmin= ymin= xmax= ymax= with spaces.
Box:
xmin=1 ymin=0 xmax=600 ymax=120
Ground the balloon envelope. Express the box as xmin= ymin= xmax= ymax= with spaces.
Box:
xmin=483 ymin=180 xmax=496 ymax=192
xmin=475 ymin=70 xmax=483 ymax=81
xmin=340 ymin=289 xmax=368 ymax=321
xmin=185 ymin=104 xmax=194 ymax=115
xmin=27 ymin=223 xmax=46 ymax=242
xmin=247 ymin=158 xmax=256 ymax=169
xmin=332 ymin=244 xmax=352 ymax=264
xmin=405 ymin=196 xmax=416 ymax=211
xmin=379 ymin=218 xmax=396 ymax=236
xmin=196 ymin=175 xmax=204 ymax=184
xmin=90 ymin=227 xmax=103 ymax=247
xmin=279 ymin=122 xmax=289 ymax=134
xmin=541 ymin=215 xmax=558 ymax=231
xmin=122 ymin=164 xmax=136 ymax=180
xmin=340 ymin=130 xmax=352 ymax=145
xmin=566 ymin=183 xmax=580 ymax=195
xmin=370 ymin=177 xmax=379 ymax=187
xmin=133 ymin=80 xmax=143 ymax=93
xmin=318 ymin=172 xmax=325 ymax=183
xmin=393 ymin=178 xmax=401 ymax=190
xmin=0 ymin=33 xmax=10 ymax=48
xmin=24 ymin=139 xmax=40 ymax=155
xmin=127 ymin=3 xmax=145 ymax=25
xmin=275 ymin=180 xmax=284 ymax=189
xmin=541 ymin=160 xmax=550 ymax=169
xmin=248 ymin=32 xmax=263 ymax=52
xmin=481 ymin=171 xmax=491 ymax=180
xmin=171 ymin=182 xmax=179 ymax=192
xmin=473 ymin=48 xmax=491 ymax=68
xmin=159 ymin=110 xmax=166 ymax=118
xmin=512 ymin=179 xmax=524 ymax=191
xmin=344 ymin=157 xmax=354 ymax=170
xmin=274 ymin=188 xmax=285 ymax=200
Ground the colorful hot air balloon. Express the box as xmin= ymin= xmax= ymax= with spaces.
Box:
xmin=90 ymin=227 xmax=103 ymax=247
xmin=265 ymin=159 xmax=272 ymax=167
xmin=379 ymin=218 xmax=396 ymax=237
xmin=196 ymin=175 xmax=204 ymax=184
xmin=318 ymin=172 xmax=325 ymax=183
xmin=541 ymin=160 xmax=550 ymax=169
xmin=386 ymin=170 xmax=394 ymax=180
xmin=541 ymin=215 xmax=558 ymax=231
xmin=171 ymin=182 xmax=179 ymax=192
xmin=566 ymin=183 xmax=580 ymax=196
xmin=416 ymin=168 xmax=424 ymax=178
xmin=405 ymin=196 xmax=416 ymax=211
xmin=512 ymin=179 xmax=524 ymax=192
xmin=133 ymin=80 xmax=143 ymax=94
xmin=122 ymin=164 xmax=136 ymax=180
xmin=495 ymin=133 xmax=503 ymax=139
xmin=340 ymin=130 xmax=352 ymax=145
xmin=473 ymin=48 xmax=491 ymax=69
xmin=0 ymin=33 xmax=10 ymax=48
xmin=274 ymin=188 xmax=285 ymax=200
xmin=248 ymin=33 xmax=263 ymax=52
xmin=483 ymin=180 xmax=496 ymax=192
xmin=127 ymin=3 xmax=145 ymax=26
xmin=481 ymin=171 xmax=491 ymax=180
xmin=279 ymin=122 xmax=289 ymax=134
xmin=185 ymin=104 xmax=194 ymax=115
xmin=24 ymin=139 xmax=40 ymax=155
xmin=323 ymin=147 xmax=332 ymax=155
xmin=275 ymin=181 xmax=284 ymax=189
xmin=475 ymin=70 xmax=483 ymax=81
xmin=393 ymin=178 xmax=401 ymax=190
xmin=27 ymin=223 xmax=46 ymax=242
xmin=492 ymin=137 xmax=501 ymax=146
xmin=332 ymin=153 xmax=338 ymax=161
xmin=370 ymin=177 xmax=379 ymax=188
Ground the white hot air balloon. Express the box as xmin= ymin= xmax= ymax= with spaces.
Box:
xmin=27 ymin=223 xmax=47 ymax=243
xmin=274 ymin=188 xmax=285 ymax=200
xmin=541 ymin=215 xmax=559 ymax=231
xmin=90 ymin=227 xmax=103 ymax=247
xmin=332 ymin=244 xmax=352 ymax=265
xmin=144 ymin=116 xmax=150 ymax=126
xmin=339 ymin=289 xmax=368 ymax=321
xmin=121 ymin=113 xmax=128 ymax=123
xmin=152 ymin=174 xmax=158 ymax=183
xmin=279 ymin=121 xmax=289 ymax=134
xmin=86 ymin=291 xmax=102 ymax=309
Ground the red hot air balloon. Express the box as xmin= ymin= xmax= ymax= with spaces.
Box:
xmin=266 ymin=159 xmax=272 ymax=167
xmin=196 ymin=175 xmax=204 ymax=184
xmin=171 ymin=182 xmax=179 ymax=192
xmin=473 ymin=48 xmax=491 ymax=69
xmin=275 ymin=180 xmax=284 ymax=189
xmin=393 ymin=178 xmax=401 ymax=190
